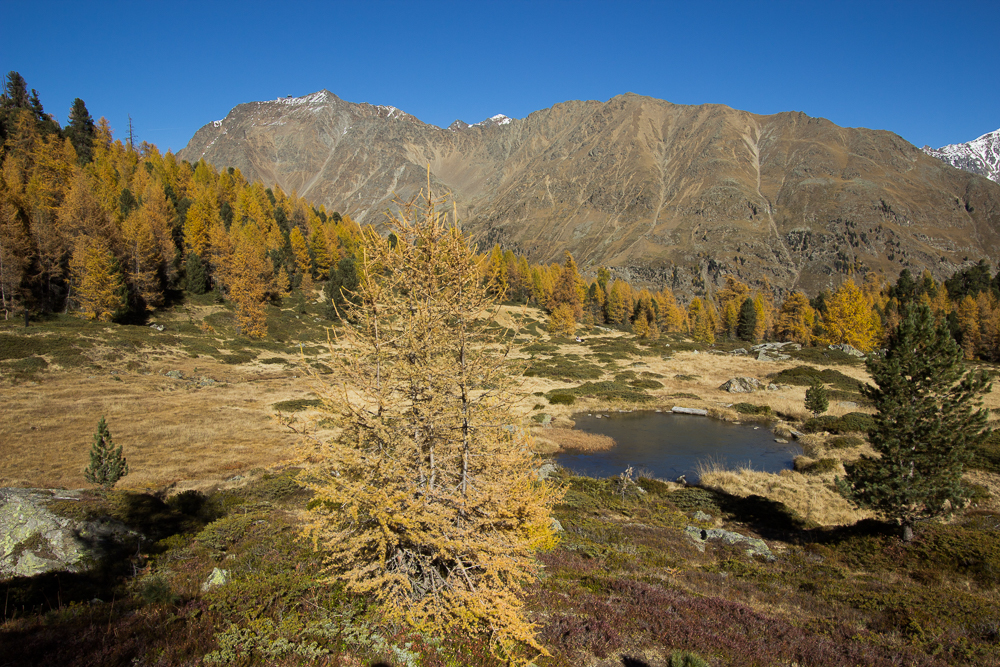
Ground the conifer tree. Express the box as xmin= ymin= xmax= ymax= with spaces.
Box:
xmin=836 ymin=303 xmax=991 ymax=541
xmin=83 ymin=416 xmax=129 ymax=491
xmin=65 ymin=98 xmax=96 ymax=165
xmin=300 ymin=185 xmax=561 ymax=662
xmin=71 ymin=239 xmax=126 ymax=321
xmin=736 ymin=296 xmax=757 ymax=342
xmin=804 ymin=380 xmax=828 ymax=416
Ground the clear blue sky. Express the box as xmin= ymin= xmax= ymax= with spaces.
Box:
xmin=3 ymin=0 xmax=997 ymax=154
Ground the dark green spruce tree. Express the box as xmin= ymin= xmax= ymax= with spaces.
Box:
xmin=836 ymin=303 xmax=991 ymax=540
xmin=65 ymin=98 xmax=97 ymax=164
xmin=84 ymin=416 xmax=129 ymax=491
xmin=324 ymin=255 xmax=359 ymax=319
xmin=804 ymin=380 xmax=828 ymax=416
xmin=736 ymin=297 xmax=757 ymax=342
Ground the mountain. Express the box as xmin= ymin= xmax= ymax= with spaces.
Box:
xmin=179 ymin=91 xmax=1000 ymax=295
xmin=923 ymin=129 xmax=1000 ymax=184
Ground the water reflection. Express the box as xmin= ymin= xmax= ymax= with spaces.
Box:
xmin=555 ymin=411 xmax=801 ymax=483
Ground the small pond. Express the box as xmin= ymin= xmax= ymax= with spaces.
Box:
xmin=555 ymin=411 xmax=802 ymax=483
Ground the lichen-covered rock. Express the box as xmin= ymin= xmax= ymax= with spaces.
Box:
xmin=684 ymin=525 xmax=774 ymax=560
xmin=718 ymin=377 xmax=764 ymax=393
xmin=828 ymin=343 xmax=865 ymax=357
xmin=202 ymin=567 xmax=230 ymax=591
xmin=0 ymin=488 xmax=138 ymax=580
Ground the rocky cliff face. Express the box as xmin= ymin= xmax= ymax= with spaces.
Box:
xmin=180 ymin=91 xmax=1000 ymax=295
xmin=923 ymin=129 xmax=1000 ymax=185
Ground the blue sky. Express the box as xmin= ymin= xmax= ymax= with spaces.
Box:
xmin=3 ymin=0 xmax=997 ymax=154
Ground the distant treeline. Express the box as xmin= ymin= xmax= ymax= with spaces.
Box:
xmin=3 ymin=70 xmax=999 ymax=359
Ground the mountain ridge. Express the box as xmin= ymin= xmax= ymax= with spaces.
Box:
xmin=179 ymin=91 xmax=1000 ymax=296
xmin=923 ymin=128 xmax=1000 ymax=184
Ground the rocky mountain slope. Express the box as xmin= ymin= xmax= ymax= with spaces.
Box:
xmin=180 ymin=91 xmax=1000 ymax=295
xmin=923 ymin=129 xmax=1000 ymax=184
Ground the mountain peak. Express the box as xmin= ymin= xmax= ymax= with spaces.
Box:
xmin=923 ymin=128 xmax=1000 ymax=183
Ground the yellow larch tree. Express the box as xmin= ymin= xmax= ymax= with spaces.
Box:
xmin=776 ymin=291 xmax=815 ymax=344
xmin=822 ymin=279 xmax=882 ymax=352
xmin=299 ymin=186 xmax=561 ymax=664
xmin=227 ymin=230 xmax=269 ymax=338
xmin=957 ymin=295 xmax=981 ymax=360
xmin=289 ymin=226 xmax=313 ymax=291
xmin=70 ymin=237 xmax=126 ymax=321
xmin=688 ymin=297 xmax=716 ymax=343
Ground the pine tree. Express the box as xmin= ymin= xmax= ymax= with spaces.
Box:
xmin=300 ymin=185 xmax=561 ymax=662
xmin=804 ymin=380 xmax=828 ymax=416
xmin=184 ymin=252 xmax=209 ymax=294
xmin=65 ymin=98 xmax=96 ymax=165
xmin=83 ymin=416 xmax=129 ymax=491
xmin=836 ymin=303 xmax=991 ymax=540
xmin=736 ymin=296 xmax=757 ymax=342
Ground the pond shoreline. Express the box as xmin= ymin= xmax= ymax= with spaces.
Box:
xmin=547 ymin=409 xmax=802 ymax=484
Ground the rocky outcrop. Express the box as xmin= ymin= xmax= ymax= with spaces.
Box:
xmin=719 ymin=377 xmax=765 ymax=393
xmin=0 ymin=488 xmax=138 ymax=580
xmin=180 ymin=91 xmax=1000 ymax=296
xmin=685 ymin=526 xmax=774 ymax=560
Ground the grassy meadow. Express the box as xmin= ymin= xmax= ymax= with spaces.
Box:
xmin=3 ymin=294 xmax=1000 ymax=665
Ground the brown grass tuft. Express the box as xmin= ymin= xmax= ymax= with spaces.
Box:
xmin=541 ymin=428 xmax=617 ymax=453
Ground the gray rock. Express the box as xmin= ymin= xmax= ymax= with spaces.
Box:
xmin=718 ymin=377 xmax=764 ymax=393
xmin=1 ymin=488 xmax=139 ymax=580
xmin=165 ymin=370 xmax=184 ymax=379
xmin=672 ymin=406 xmax=708 ymax=416
xmin=684 ymin=526 xmax=774 ymax=560
xmin=693 ymin=510 xmax=712 ymax=523
xmin=537 ymin=463 xmax=558 ymax=481
xmin=757 ymin=350 xmax=790 ymax=361
xmin=202 ymin=567 xmax=230 ymax=591
xmin=774 ymin=438 xmax=789 ymax=444
xmin=729 ymin=347 xmax=748 ymax=355
xmin=550 ymin=518 xmax=564 ymax=533
xmin=828 ymin=343 xmax=865 ymax=357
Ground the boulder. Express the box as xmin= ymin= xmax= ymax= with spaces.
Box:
xmin=0 ymin=488 xmax=139 ymax=580
xmin=536 ymin=463 xmax=558 ymax=481
xmin=202 ymin=567 xmax=230 ymax=591
xmin=672 ymin=406 xmax=708 ymax=416
xmin=828 ymin=343 xmax=865 ymax=357
xmin=684 ymin=526 xmax=774 ymax=560
xmin=718 ymin=377 xmax=764 ymax=393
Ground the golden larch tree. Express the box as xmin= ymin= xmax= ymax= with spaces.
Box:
xmin=70 ymin=237 xmax=125 ymax=321
xmin=299 ymin=186 xmax=561 ymax=663
xmin=776 ymin=291 xmax=815 ymax=344
xmin=822 ymin=279 xmax=882 ymax=352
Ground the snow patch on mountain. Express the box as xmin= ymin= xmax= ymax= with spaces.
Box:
xmin=923 ymin=128 xmax=1000 ymax=184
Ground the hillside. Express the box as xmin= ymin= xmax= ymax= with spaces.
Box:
xmin=180 ymin=91 xmax=1000 ymax=295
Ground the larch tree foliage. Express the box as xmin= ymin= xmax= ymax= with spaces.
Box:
xmin=822 ymin=279 xmax=882 ymax=352
xmin=299 ymin=186 xmax=561 ymax=663
xmin=836 ymin=304 xmax=991 ymax=541
xmin=70 ymin=237 xmax=126 ymax=321
xmin=776 ymin=291 xmax=815 ymax=344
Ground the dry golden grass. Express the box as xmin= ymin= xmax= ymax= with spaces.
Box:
xmin=538 ymin=428 xmax=616 ymax=453
xmin=0 ymin=361 xmax=311 ymax=490
xmin=697 ymin=464 xmax=873 ymax=527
